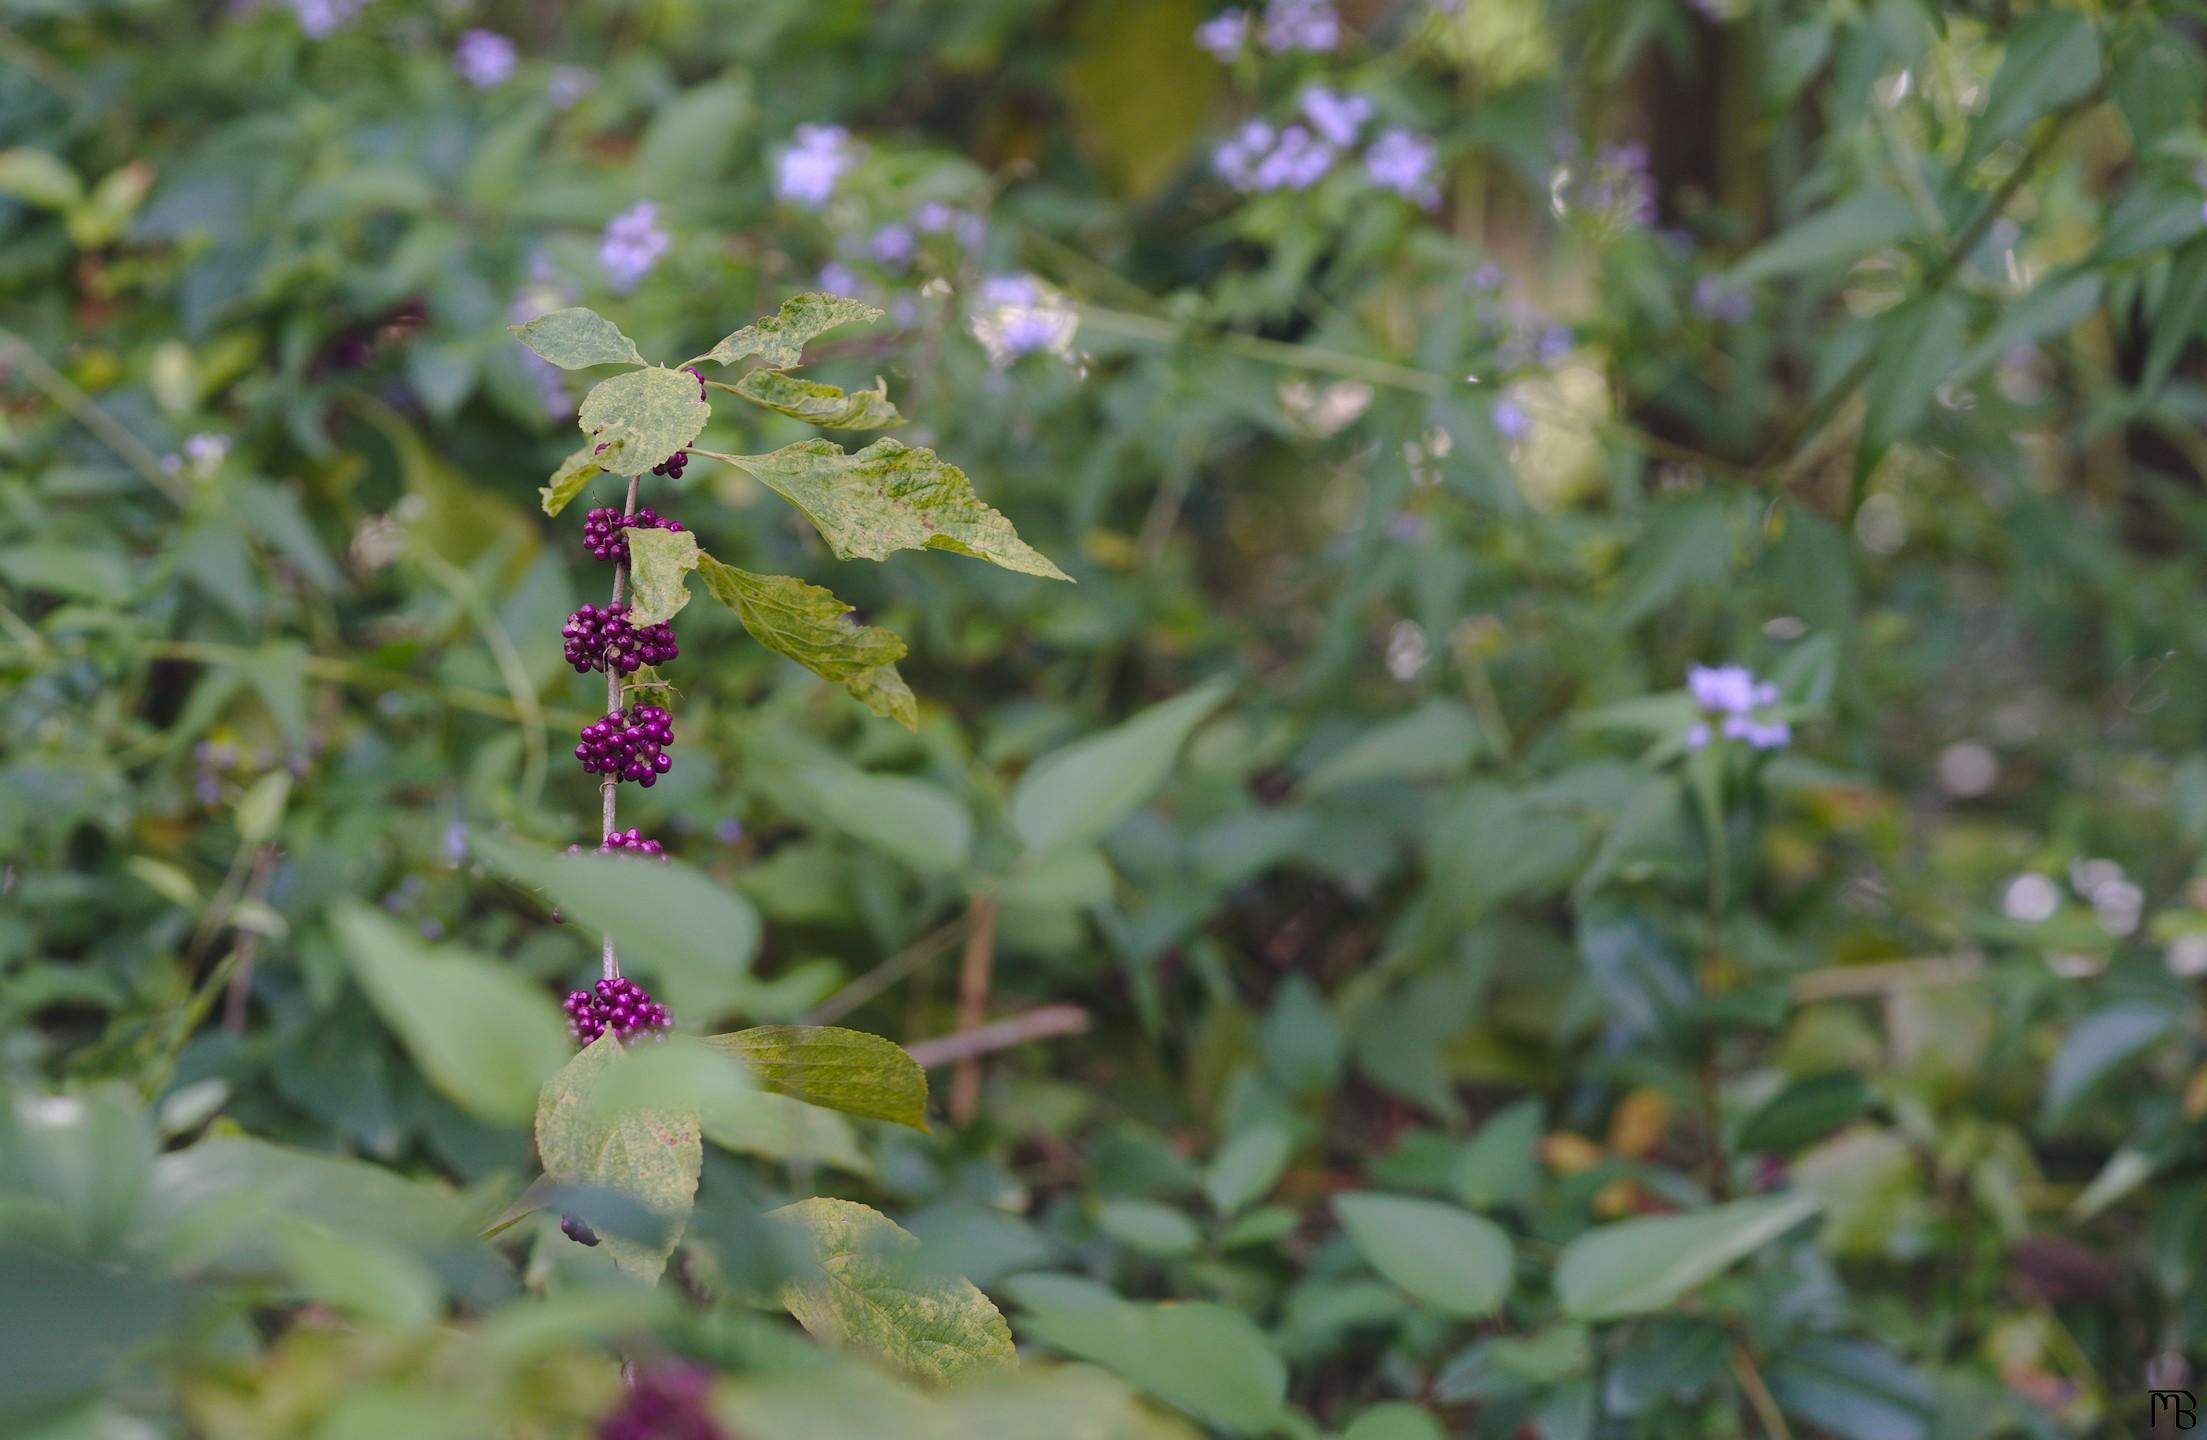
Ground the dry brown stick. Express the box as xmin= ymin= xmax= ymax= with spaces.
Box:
xmin=907 ymin=1004 xmax=1089 ymax=1070
xmin=1790 ymin=951 xmax=1984 ymax=1002
xmin=947 ymin=894 xmax=1002 ymax=1124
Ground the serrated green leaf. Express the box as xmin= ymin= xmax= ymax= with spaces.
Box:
xmin=578 ymin=367 xmax=710 ymax=476
xmin=732 ymin=370 xmax=903 ymax=429
xmin=1010 ymin=680 xmax=1230 ymax=853
xmin=727 ymin=438 xmax=1069 ymax=580
xmin=1555 ymin=1192 xmax=1821 ymax=1320
xmin=1333 ymin=1193 xmax=1514 ymax=1317
xmin=1962 ymin=9 xmax=2101 ymax=167
xmin=705 ymin=293 xmax=884 ymax=369
xmin=704 ymin=1025 xmax=930 ymax=1130
xmin=769 ymin=1196 xmax=1016 ymax=1383
xmin=535 ymin=1034 xmax=703 ymax=1282
xmin=694 ymin=556 xmax=917 ymax=728
xmin=625 ymin=527 xmax=699 ymax=627
xmin=511 ymin=307 xmax=647 ymax=370
xmin=540 ymin=439 xmax=611 ymax=517
xmin=331 ymin=905 xmax=571 ymax=1126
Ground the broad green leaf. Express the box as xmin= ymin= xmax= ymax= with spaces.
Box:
xmin=1555 ymin=1192 xmax=1821 ymax=1320
xmin=151 ymin=1136 xmax=481 ymax=1267
xmin=1610 ymin=493 xmax=1732 ymax=626
xmin=535 ymin=1034 xmax=703 ymax=1281
xmin=1766 ymin=1338 xmax=1936 ymax=1440
xmin=578 ymin=367 xmax=710 ymax=476
xmin=1007 ymin=1274 xmax=1286 ymax=1434
xmin=331 ymin=905 xmax=570 ymax=1126
xmin=474 ymin=837 xmax=765 ymax=1021
xmin=273 ymin=1221 xmax=442 ymax=1328
xmin=0 ymin=148 xmax=81 ymax=209
xmin=779 ymin=762 xmax=972 ymax=875
xmin=695 ymin=557 xmax=916 ymax=729
xmin=732 ymin=370 xmax=902 ymax=429
xmin=510 ymin=307 xmax=647 ymax=370
xmin=2142 ymin=239 xmax=2207 ymax=399
xmin=702 ymin=1088 xmax=873 ymax=1177
xmin=1951 ymin=270 xmax=2101 ymax=384
xmin=2089 ymin=181 xmax=2207 ymax=264
xmin=1450 ymin=1099 xmax=1543 ymax=1211
xmin=1302 ymin=698 xmax=1481 ymax=795
xmin=2041 ymin=1003 xmax=2177 ymax=1126
xmin=705 ymin=292 xmax=884 ymax=369
xmin=1962 ymin=9 xmax=2100 ymax=167
xmin=703 ymin=1025 xmax=930 ymax=1131
xmin=0 ymin=544 xmax=132 ymax=602
xmin=539 ymin=439 xmax=610 ymax=517
xmin=1730 ymin=189 xmax=1920 ymax=285
xmin=1010 ymin=680 xmax=1231 ymax=853
xmin=1095 ymin=1199 xmax=1202 ymax=1257
xmin=1736 ymin=1072 xmax=1876 ymax=1154
xmin=770 ymin=1197 xmax=1016 ymax=1383
xmin=1333 ymin=1193 xmax=1514 ymax=1317
xmin=2111 ymin=18 xmax=2206 ymax=150
xmin=624 ymin=526 xmax=699 ymax=627
xmin=728 ymin=438 xmax=1070 ymax=580
xmin=712 ymin=1350 xmax=1153 ymax=1440
xmin=1860 ymin=293 xmax=1966 ymax=475
xmin=1203 ymin=1124 xmax=1291 ymax=1215
xmin=1343 ymin=1403 xmax=1448 ymax=1440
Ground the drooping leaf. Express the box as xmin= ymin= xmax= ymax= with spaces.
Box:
xmin=727 ymin=438 xmax=1070 ymax=580
xmin=1010 ymin=680 xmax=1230 ymax=853
xmin=1555 ymin=1192 xmax=1821 ymax=1320
xmin=2089 ymin=181 xmax=2207 ymax=264
xmin=776 ymin=762 xmax=973 ymax=875
xmin=731 ymin=370 xmax=902 ymax=429
xmin=534 ymin=1034 xmax=703 ymax=1282
xmin=1961 ymin=9 xmax=2101 ymax=167
xmin=1951 ymin=269 xmax=2102 ymax=384
xmin=694 ymin=556 xmax=916 ymax=729
xmin=2041 ymin=1003 xmax=2178 ymax=1126
xmin=2141 ymin=239 xmax=2207 ymax=399
xmin=1765 ymin=1338 xmax=1937 ymax=1440
xmin=769 ymin=1197 xmax=1016 ymax=1383
xmin=1730 ymin=189 xmax=1921 ymax=286
xmin=703 ymin=1026 xmax=930 ymax=1131
xmin=705 ymin=293 xmax=884 ymax=369
xmin=510 ymin=307 xmax=647 ymax=370
xmin=624 ymin=526 xmax=700 ymax=627
xmin=331 ymin=905 xmax=570 ymax=1126
xmin=577 ymin=367 xmax=711 ymax=476
xmin=1333 ymin=1193 xmax=1515 ymax=1317
xmin=1736 ymin=1072 xmax=1877 ymax=1154
xmin=539 ymin=439 xmax=611 ymax=516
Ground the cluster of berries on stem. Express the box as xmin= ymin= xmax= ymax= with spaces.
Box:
xmin=575 ymin=703 xmax=674 ymax=784
xmin=650 ymin=452 xmax=688 ymax=479
xmin=581 ymin=506 xmax=684 ymax=564
xmin=597 ymin=1363 xmax=723 ymax=1440
xmin=562 ymin=601 xmax=680 ymax=675
xmin=568 ymin=827 xmax=668 ymax=859
xmin=563 ymin=975 xmax=674 ymax=1044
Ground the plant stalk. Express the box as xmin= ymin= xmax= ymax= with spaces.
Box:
xmin=600 ymin=472 xmax=640 ymax=981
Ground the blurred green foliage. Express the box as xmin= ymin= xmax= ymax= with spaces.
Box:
xmin=8 ymin=0 xmax=2207 ymax=1435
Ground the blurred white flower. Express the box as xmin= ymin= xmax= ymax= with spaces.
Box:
xmin=2002 ymin=872 xmax=2059 ymax=924
xmin=969 ymin=274 xmax=1079 ymax=365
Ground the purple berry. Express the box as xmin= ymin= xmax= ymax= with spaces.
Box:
xmin=561 ymin=1214 xmax=600 ymax=1246
xmin=562 ymin=975 xmax=676 ymax=1046
xmin=567 ymin=827 xmax=671 ymax=861
xmin=597 ymin=1363 xmax=721 ymax=1440
xmin=574 ymin=703 xmax=675 ymax=786
xmin=649 ymin=452 xmax=688 ymax=479
xmin=562 ymin=602 xmax=679 ymax=676
xmin=581 ymin=507 xmax=686 ymax=565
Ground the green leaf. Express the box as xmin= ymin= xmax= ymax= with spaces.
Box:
xmin=1951 ymin=270 xmax=2102 ymax=383
xmin=1730 ymin=189 xmax=1921 ymax=285
xmin=777 ymin=762 xmax=973 ymax=875
xmin=701 ymin=1089 xmax=873 ymax=1177
xmin=727 ymin=438 xmax=1070 ymax=580
xmin=1962 ymin=9 xmax=2100 ymax=167
xmin=152 ymin=1136 xmax=481 ymax=1264
xmin=510 ymin=307 xmax=647 ymax=370
xmin=1555 ymin=1192 xmax=1821 ymax=1320
xmin=1450 ymin=1099 xmax=1543 ymax=1211
xmin=1333 ymin=1193 xmax=1514 ymax=1317
xmin=702 ymin=1025 xmax=930 ymax=1131
xmin=535 ymin=1034 xmax=703 ymax=1282
xmin=1609 ymin=493 xmax=1731 ymax=626
xmin=1302 ymin=698 xmax=1482 ymax=795
xmin=577 ymin=367 xmax=711 ymax=476
xmin=1203 ymin=1123 xmax=1292 ymax=1215
xmin=474 ymin=837 xmax=766 ymax=1021
xmin=538 ymin=440 xmax=610 ymax=517
xmin=0 ymin=544 xmax=132 ymax=602
xmin=705 ymin=293 xmax=884 ymax=369
xmin=694 ymin=556 xmax=916 ymax=728
xmin=2142 ymin=239 xmax=2207 ymax=399
xmin=331 ymin=904 xmax=571 ymax=1126
xmin=624 ymin=527 xmax=700 ymax=627
xmin=1095 ymin=1199 xmax=1202 ymax=1257
xmin=2090 ymin=181 xmax=2207 ymax=264
xmin=1343 ymin=1403 xmax=1449 ymax=1440
xmin=1859 ymin=293 xmax=1966 ymax=476
xmin=769 ymin=1196 xmax=1016 ymax=1384
xmin=1736 ymin=1072 xmax=1876 ymax=1154
xmin=1010 ymin=680 xmax=1230 ymax=853
xmin=1766 ymin=1338 xmax=1936 ymax=1440
xmin=1007 ymin=1274 xmax=1286 ymax=1434
xmin=0 ymin=148 xmax=82 ymax=210
xmin=273 ymin=1221 xmax=442 ymax=1328
xmin=2041 ymin=1003 xmax=2177 ymax=1126
xmin=732 ymin=371 xmax=903 ymax=429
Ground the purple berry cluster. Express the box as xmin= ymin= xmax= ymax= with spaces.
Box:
xmin=568 ymin=827 xmax=669 ymax=860
xmin=563 ymin=975 xmax=674 ymax=1044
xmin=562 ymin=602 xmax=680 ymax=675
xmin=581 ymin=506 xmax=684 ymax=564
xmin=574 ymin=703 xmax=674 ymax=785
xmin=597 ymin=1364 xmax=722 ymax=1440
xmin=650 ymin=452 xmax=688 ymax=479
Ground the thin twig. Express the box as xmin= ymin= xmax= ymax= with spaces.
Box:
xmin=800 ymin=915 xmax=967 ymax=1025
xmin=947 ymin=894 xmax=1002 ymax=1125
xmin=1790 ymin=952 xmax=1984 ymax=1001
xmin=1732 ymin=1341 xmax=1794 ymax=1440
xmin=0 ymin=329 xmax=190 ymax=505
xmin=600 ymin=472 xmax=641 ymax=981
xmin=907 ymin=1003 xmax=1089 ymax=1069
xmin=223 ymin=846 xmax=280 ymax=1032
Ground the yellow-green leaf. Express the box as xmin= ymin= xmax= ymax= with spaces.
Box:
xmin=534 ymin=1034 xmax=704 ymax=1282
xmin=625 ymin=527 xmax=700 ymax=627
xmin=0 ymin=148 xmax=82 ymax=210
xmin=704 ymin=293 xmax=883 ymax=369
xmin=730 ymin=371 xmax=902 ymax=429
xmin=769 ymin=1197 xmax=1016 ymax=1383
xmin=540 ymin=439 xmax=610 ymax=517
xmin=695 ymin=556 xmax=917 ymax=728
xmin=511 ymin=306 xmax=647 ymax=370
xmin=703 ymin=1025 xmax=929 ymax=1131
xmin=578 ymin=367 xmax=710 ymax=477
xmin=728 ymin=438 xmax=1069 ymax=581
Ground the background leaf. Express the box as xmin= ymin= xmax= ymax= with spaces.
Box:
xmin=1333 ymin=1193 xmax=1515 ymax=1317
xmin=510 ymin=307 xmax=646 ymax=370
xmin=1555 ymin=1193 xmax=1821 ymax=1320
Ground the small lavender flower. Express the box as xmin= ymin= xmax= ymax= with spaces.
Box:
xmin=286 ymin=0 xmax=363 ymax=36
xmin=818 ymin=261 xmax=860 ymax=296
xmin=970 ymin=274 xmax=1078 ymax=364
xmin=912 ymin=201 xmax=957 ymax=233
xmin=1490 ymin=397 xmax=1530 ymax=442
xmin=547 ymin=66 xmax=596 ymax=110
xmin=1692 ymin=275 xmax=1752 ymax=324
xmin=1364 ymin=128 xmax=1439 ymax=208
xmin=599 ymin=202 xmax=670 ymax=292
xmin=1214 ymin=120 xmax=1277 ymax=191
xmin=183 ymin=433 xmax=229 ymax=475
xmin=1251 ymin=125 xmax=1334 ymax=191
xmin=775 ymin=124 xmax=853 ymax=208
xmin=1195 ymin=8 xmax=1252 ymax=60
xmin=1299 ymin=86 xmax=1372 ymax=148
xmin=1470 ymin=260 xmax=1505 ymax=291
xmin=1260 ymin=0 xmax=1340 ymax=52
xmin=454 ymin=29 xmax=517 ymax=89
xmin=1536 ymin=324 xmax=1573 ymax=365
xmin=869 ymin=222 xmax=916 ymax=268
xmin=1685 ymin=664 xmax=1788 ymax=750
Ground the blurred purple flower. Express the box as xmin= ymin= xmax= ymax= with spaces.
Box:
xmin=1364 ymin=128 xmax=1439 ymax=207
xmin=1195 ymin=8 xmax=1251 ymax=60
xmin=1214 ymin=120 xmax=1277 ymax=191
xmin=1471 ymin=261 xmax=1505 ymax=291
xmin=819 ymin=261 xmax=860 ymax=296
xmin=1251 ymin=125 xmax=1334 ymax=191
xmin=1260 ymin=0 xmax=1340 ymax=52
xmin=1536 ymin=324 xmax=1573 ymax=365
xmin=286 ymin=0 xmax=362 ymax=36
xmin=1490 ymin=397 xmax=1530 ymax=441
xmin=454 ymin=29 xmax=517 ymax=89
xmin=599 ymin=202 xmax=670 ymax=292
xmin=775 ymin=124 xmax=853 ymax=208
xmin=971 ymin=274 xmax=1078 ymax=363
xmin=1692 ymin=275 xmax=1752 ymax=323
xmin=869 ymin=222 xmax=916 ymax=268
xmin=547 ymin=66 xmax=596 ymax=110
xmin=1300 ymin=86 xmax=1372 ymax=147
xmin=1687 ymin=663 xmax=1788 ymax=749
